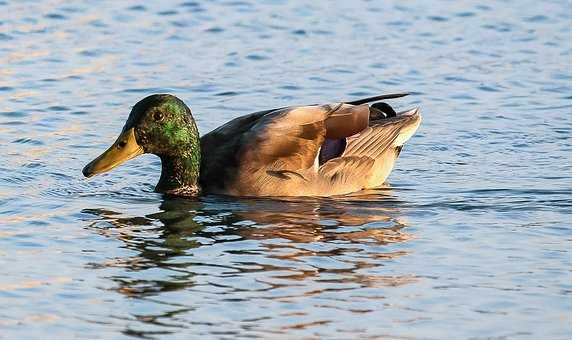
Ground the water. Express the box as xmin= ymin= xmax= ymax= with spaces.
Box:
xmin=1 ymin=0 xmax=571 ymax=338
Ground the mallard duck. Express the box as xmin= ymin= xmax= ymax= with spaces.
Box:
xmin=83 ymin=93 xmax=421 ymax=197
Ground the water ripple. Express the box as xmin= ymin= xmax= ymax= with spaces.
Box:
xmin=0 ymin=0 xmax=571 ymax=338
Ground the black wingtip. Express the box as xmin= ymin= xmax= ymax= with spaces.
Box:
xmin=345 ymin=93 xmax=410 ymax=105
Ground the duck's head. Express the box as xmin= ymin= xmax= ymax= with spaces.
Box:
xmin=83 ymin=94 xmax=201 ymax=196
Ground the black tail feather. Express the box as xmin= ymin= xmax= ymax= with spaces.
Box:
xmin=371 ymin=102 xmax=397 ymax=118
xmin=346 ymin=93 xmax=409 ymax=105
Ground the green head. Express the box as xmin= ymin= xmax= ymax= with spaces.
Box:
xmin=83 ymin=94 xmax=202 ymax=196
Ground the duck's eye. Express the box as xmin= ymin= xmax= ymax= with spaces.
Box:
xmin=153 ymin=111 xmax=164 ymax=122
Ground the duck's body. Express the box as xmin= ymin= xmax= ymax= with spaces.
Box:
xmin=83 ymin=93 xmax=421 ymax=197
xmin=200 ymin=100 xmax=420 ymax=196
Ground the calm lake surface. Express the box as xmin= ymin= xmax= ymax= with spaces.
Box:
xmin=1 ymin=0 xmax=571 ymax=338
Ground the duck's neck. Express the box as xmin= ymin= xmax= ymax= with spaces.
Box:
xmin=156 ymin=144 xmax=201 ymax=197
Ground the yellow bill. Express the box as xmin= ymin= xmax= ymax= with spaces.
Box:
xmin=82 ymin=128 xmax=144 ymax=178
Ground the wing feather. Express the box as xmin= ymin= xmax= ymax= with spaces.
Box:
xmin=239 ymin=103 xmax=370 ymax=172
xmin=343 ymin=121 xmax=403 ymax=159
xmin=318 ymin=156 xmax=375 ymax=192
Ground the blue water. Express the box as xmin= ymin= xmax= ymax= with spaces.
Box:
xmin=1 ymin=0 xmax=571 ymax=338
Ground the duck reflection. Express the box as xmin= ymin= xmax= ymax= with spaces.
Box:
xmin=82 ymin=190 xmax=416 ymax=300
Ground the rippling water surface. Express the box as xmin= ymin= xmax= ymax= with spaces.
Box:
xmin=1 ymin=0 xmax=571 ymax=338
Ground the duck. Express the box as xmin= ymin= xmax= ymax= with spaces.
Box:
xmin=83 ymin=93 xmax=421 ymax=197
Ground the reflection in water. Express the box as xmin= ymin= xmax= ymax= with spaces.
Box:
xmin=82 ymin=192 xmax=416 ymax=336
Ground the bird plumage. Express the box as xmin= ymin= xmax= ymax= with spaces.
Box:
xmin=200 ymin=98 xmax=421 ymax=196
xmin=83 ymin=93 xmax=421 ymax=197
